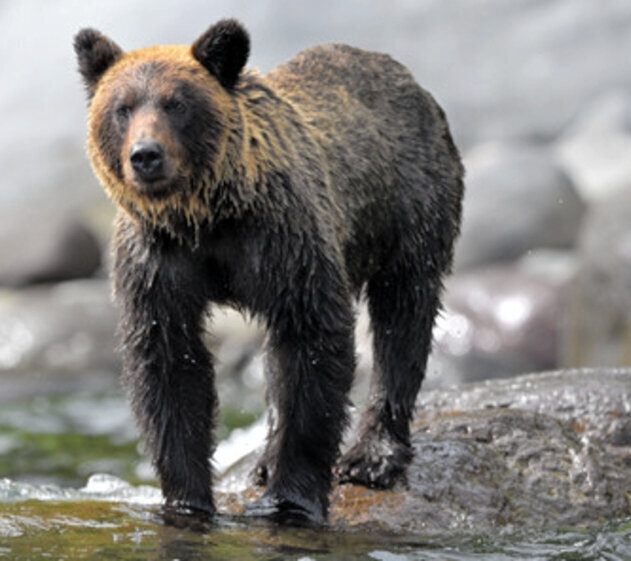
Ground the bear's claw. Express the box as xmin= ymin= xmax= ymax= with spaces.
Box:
xmin=335 ymin=432 xmax=412 ymax=489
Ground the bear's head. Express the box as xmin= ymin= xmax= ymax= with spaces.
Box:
xmin=74 ymin=20 xmax=250 ymax=228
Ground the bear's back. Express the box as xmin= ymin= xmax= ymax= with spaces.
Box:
xmin=264 ymin=43 xmax=447 ymax=170
xmin=266 ymin=44 xmax=434 ymax=131
xmin=267 ymin=44 xmax=414 ymax=104
xmin=264 ymin=44 xmax=454 ymax=208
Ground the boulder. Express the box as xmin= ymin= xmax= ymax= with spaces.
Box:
xmin=454 ymin=143 xmax=585 ymax=271
xmin=555 ymin=92 xmax=631 ymax=203
xmin=217 ymin=369 xmax=631 ymax=532
xmin=563 ymin=188 xmax=631 ymax=367
xmin=0 ymin=211 xmax=102 ymax=287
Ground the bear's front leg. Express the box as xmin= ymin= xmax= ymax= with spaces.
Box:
xmin=246 ymin=258 xmax=356 ymax=523
xmin=114 ymin=223 xmax=216 ymax=515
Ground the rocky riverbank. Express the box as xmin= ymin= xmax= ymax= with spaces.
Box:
xmin=217 ymin=368 xmax=631 ymax=533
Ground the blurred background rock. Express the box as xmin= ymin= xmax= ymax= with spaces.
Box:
xmin=2 ymin=0 xmax=631 ymax=414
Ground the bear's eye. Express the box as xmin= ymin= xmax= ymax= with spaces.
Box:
xmin=163 ymin=99 xmax=188 ymax=116
xmin=115 ymin=104 xmax=132 ymax=122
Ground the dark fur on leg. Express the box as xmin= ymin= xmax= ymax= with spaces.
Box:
xmin=114 ymin=215 xmax=217 ymax=514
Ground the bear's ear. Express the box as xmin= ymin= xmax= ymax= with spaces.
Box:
xmin=191 ymin=19 xmax=250 ymax=90
xmin=74 ymin=28 xmax=123 ymax=97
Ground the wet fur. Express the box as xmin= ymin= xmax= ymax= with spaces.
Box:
xmin=75 ymin=19 xmax=464 ymax=523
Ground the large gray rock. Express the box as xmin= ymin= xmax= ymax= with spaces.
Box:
xmin=454 ymin=143 xmax=585 ymax=271
xmin=563 ymin=189 xmax=631 ymax=367
xmin=0 ymin=211 xmax=102 ymax=287
xmin=555 ymin=92 xmax=631 ymax=203
xmin=218 ymin=369 xmax=631 ymax=532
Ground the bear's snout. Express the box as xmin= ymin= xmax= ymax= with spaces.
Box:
xmin=121 ymin=106 xmax=187 ymax=199
xmin=130 ymin=141 xmax=165 ymax=183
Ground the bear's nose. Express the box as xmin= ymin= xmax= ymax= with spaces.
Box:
xmin=129 ymin=141 xmax=164 ymax=181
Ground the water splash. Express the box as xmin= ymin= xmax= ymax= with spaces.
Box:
xmin=0 ymin=474 xmax=162 ymax=506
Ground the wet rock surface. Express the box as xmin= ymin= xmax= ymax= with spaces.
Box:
xmin=217 ymin=368 xmax=631 ymax=533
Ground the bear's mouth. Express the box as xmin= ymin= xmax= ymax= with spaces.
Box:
xmin=132 ymin=177 xmax=175 ymax=200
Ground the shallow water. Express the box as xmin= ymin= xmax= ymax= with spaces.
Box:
xmin=1 ymin=392 xmax=630 ymax=560
xmin=1 ymin=481 xmax=630 ymax=561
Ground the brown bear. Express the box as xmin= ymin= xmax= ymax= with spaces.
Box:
xmin=74 ymin=19 xmax=464 ymax=524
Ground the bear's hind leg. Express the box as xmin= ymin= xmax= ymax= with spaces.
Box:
xmin=336 ymin=257 xmax=442 ymax=488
